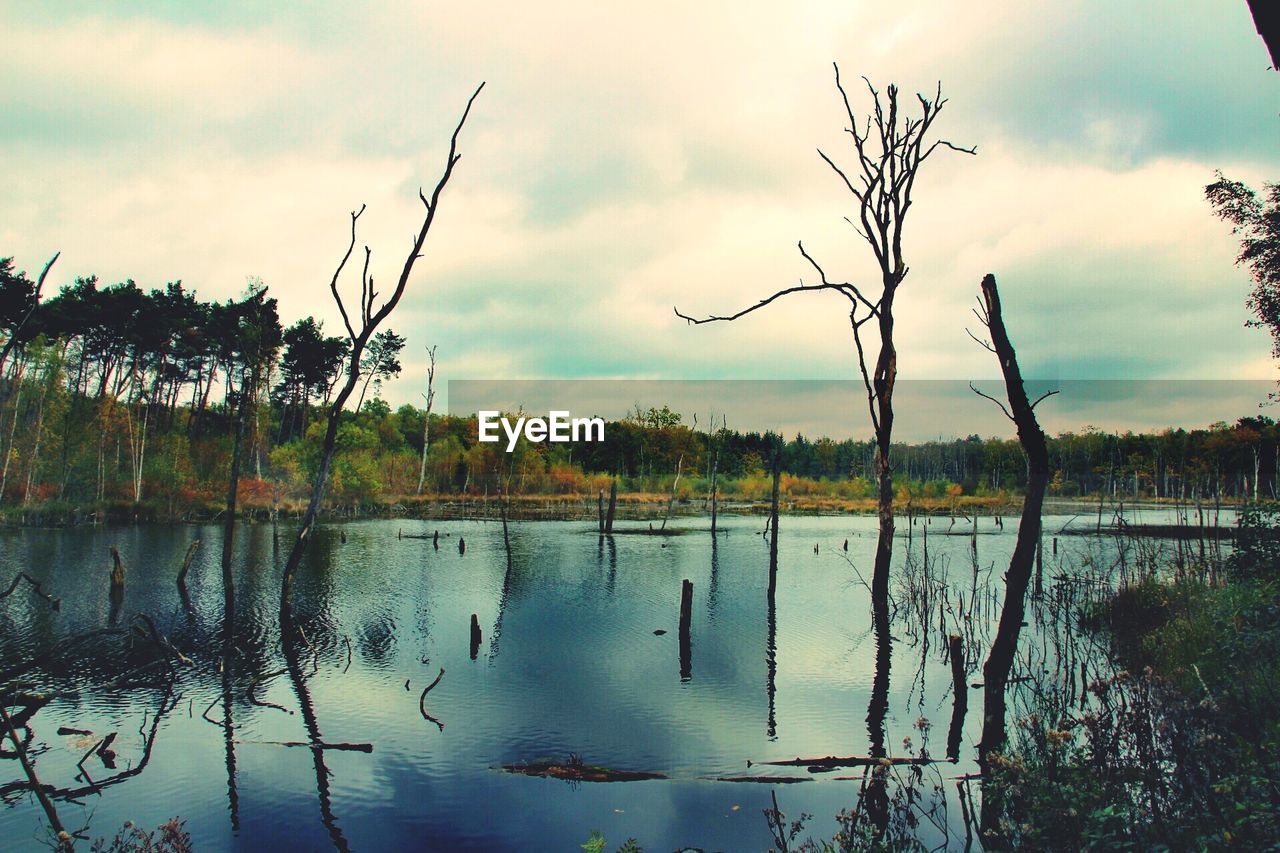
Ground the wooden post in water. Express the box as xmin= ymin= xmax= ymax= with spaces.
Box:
xmin=597 ymin=489 xmax=605 ymax=533
xmin=605 ymin=478 xmax=617 ymax=534
xmin=946 ymin=633 xmax=967 ymax=761
xmin=470 ymin=614 xmax=481 ymax=660
xmin=433 ymin=530 xmax=439 ymax=550
xmin=177 ymin=539 xmax=201 ymax=590
xmin=109 ymin=546 xmax=125 ymax=591
xmin=458 ymin=537 xmax=466 ymax=555
xmin=768 ymin=445 xmax=780 ymax=585
xmin=678 ymin=579 xmax=693 ymax=681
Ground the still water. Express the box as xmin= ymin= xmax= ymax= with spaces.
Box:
xmin=0 ymin=510 xmax=1202 ymax=850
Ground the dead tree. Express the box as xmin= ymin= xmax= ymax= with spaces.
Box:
xmin=415 ymin=344 xmax=437 ymax=496
xmin=675 ymin=65 xmax=973 ymax=603
xmin=967 ymin=275 xmax=1053 ymax=787
xmin=0 ymin=252 xmax=58 ymax=377
xmin=280 ymin=83 xmax=483 ymax=613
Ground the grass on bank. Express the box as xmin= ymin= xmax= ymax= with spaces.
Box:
xmin=986 ymin=504 xmax=1280 ymax=850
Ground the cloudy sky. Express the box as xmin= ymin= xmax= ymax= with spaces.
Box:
xmin=2 ymin=1 xmax=1278 ymax=425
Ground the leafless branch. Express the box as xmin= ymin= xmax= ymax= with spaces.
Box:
xmin=966 ymin=327 xmax=996 ymax=353
xmin=0 ymin=252 xmax=59 ymax=369
xmin=674 ymin=280 xmax=857 ymax=324
xmin=1030 ymin=389 xmax=1060 ymax=410
xmin=328 ymin=206 xmax=364 ymax=342
xmin=969 ymin=381 xmax=1014 ymax=422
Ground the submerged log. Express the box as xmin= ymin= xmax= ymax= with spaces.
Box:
xmin=239 ymin=740 xmax=372 ymax=752
xmin=760 ymin=755 xmax=941 ymax=769
xmin=502 ymin=759 xmax=666 ymax=782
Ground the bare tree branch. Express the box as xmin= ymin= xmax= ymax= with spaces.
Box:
xmin=969 ymin=381 xmax=1015 ymax=422
xmin=1030 ymin=389 xmax=1060 ymax=410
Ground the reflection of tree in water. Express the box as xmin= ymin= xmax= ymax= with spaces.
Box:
xmin=487 ymin=525 xmax=531 ymax=662
xmin=0 ymin=620 xmax=181 ymax=816
xmin=280 ymin=611 xmax=351 ymax=853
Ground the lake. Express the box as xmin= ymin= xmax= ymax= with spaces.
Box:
xmin=0 ymin=508 xmax=1214 ymax=850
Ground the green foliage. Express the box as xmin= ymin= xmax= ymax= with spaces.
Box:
xmin=581 ymin=831 xmax=641 ymax=853
xmin=1228 ymin=500 xmax=1280 ymax=580
xmin=1206 ymin=174 xmax=1280 ymax=359
xmin=989 ymin=570 xmax=1280 ymax=850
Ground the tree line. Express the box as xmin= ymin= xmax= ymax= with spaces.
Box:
xmin=0 ymin=266 xmax=1268 ymax=517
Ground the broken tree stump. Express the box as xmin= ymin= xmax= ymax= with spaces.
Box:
xmin=947 ymin=633 xmax=967 ymax=761
xmin=109 ymin=546 xmax=125 ymax=591
xmin=679 ymin=579 xmax=692 ymax=681
xmin=605 ymin=478 xmax=617 ymax=533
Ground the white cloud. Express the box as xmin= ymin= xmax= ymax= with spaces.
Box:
xmin=1 ymin=0 xmax=1277 ymax=421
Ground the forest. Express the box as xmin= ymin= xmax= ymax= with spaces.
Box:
xmin=0 ymin=259 xmax=1273 ymax=522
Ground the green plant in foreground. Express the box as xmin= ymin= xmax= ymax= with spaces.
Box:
xmin=581 ymin=830 xmax=641 ymax=853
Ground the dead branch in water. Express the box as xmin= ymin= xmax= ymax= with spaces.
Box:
xmin=247 ymin=669 xmax=292 ymax=714
xmin=759 ymin=754 xmax=946 ymax=769
xmin=0 ymin=703 xmax=71 ymax=849
xmin=419 ymin=667 xmax=445 ymax=731
xmin=237 ymin=740 xmax=372 ymax=752
xmin=0 ymin=573 xmax=60 ymax=611
xmin=131 ymin=614 xmax=193 ymax=667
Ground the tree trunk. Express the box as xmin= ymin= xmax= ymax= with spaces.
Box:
xmin=975 ymin=275 xmax=1051 ymax=836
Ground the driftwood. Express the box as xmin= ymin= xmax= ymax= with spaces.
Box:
xmin=502 ymin=759 xmax=666 ymax=782
xmin=419 ymin=667 xmax=444 ymax=731
xmin=238 ymin=740 xmax=372 ymax=753
xmin=0 ymin=573 xmax=60 ymax=611
xmin=760 ymin=755 xmax=944 ymax=769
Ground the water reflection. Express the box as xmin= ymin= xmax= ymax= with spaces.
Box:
xmin=0 ymin=513 xmax=1195 ymax=850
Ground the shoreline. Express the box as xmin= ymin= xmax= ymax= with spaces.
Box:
xmin=0 ymin=493 xmax=1240 ymax=529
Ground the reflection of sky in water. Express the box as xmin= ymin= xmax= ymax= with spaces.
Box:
xmin=0 ymin=512 xmax=1203 ymax=850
